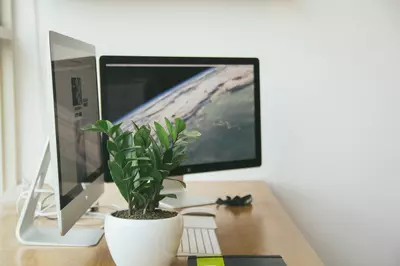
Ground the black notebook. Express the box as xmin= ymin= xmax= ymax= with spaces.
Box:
xmin=188 ymin=255 xmax=287 ymax=266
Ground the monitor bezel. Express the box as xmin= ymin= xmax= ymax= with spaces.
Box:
xmin=99 ymin=56 xmax=261 ymax=180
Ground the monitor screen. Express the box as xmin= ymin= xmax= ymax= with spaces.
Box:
xmin=100 ymin=57 xmax=261 ymax=178
xmin=50 ymin=32 xmax=103 ymax=209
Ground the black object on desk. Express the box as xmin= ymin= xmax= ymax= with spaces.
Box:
xmin=216 ymin=194 xmax=253 ymax=206
xmin=188 ymin=255 xmax=286 ymax=266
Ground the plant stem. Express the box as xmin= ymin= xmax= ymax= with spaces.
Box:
xmin=143 ymin=201 xmax=149 ymax=215
xmin=126 ymin=184 xmax=132 ymax=216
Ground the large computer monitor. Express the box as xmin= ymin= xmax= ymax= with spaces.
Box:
xmin=16 ymin=32 xmax=104 ymax=246
xmin=99 ymin=56 xmax=261 ymax=206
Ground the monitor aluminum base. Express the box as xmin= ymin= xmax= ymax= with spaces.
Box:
xmin=159 ymin=176 xmax=215 ymax=209
xmin=15 ymin=140 xmax=104 ymax=246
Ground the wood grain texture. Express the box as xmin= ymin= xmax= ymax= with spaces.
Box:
xmin=0 ymin=181 xmax=324 ymax=266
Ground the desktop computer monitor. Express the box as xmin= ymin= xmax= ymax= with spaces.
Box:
xmin=16 ymin=32 xmax=104 ymax=246
xmin=49 ymin=31 xmax=104 ymax=235
xmin=99 ymin=56 xmax=261 ymax=185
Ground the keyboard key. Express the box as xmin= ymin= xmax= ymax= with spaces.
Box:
xmin=187 ymin=228 xmax=197 ymax=253
xmin=208 ymin=229 xmax=221 ymax=254
xmin=201 ymin=228 xmax=213 ymax=254
xmin=195 ymin=229 xmax=206 ymax=254
xmin=182 ymin=229 xmax=190 ymax=253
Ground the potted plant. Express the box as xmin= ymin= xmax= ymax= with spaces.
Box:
xmin=83 ymin=118 xmax=200 ymax=266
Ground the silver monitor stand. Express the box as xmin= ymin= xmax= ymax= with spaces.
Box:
xmin=159 ymin=176 xmax=215 ymax=209
xmin=15 ymin=140 xmax=104 ymax=246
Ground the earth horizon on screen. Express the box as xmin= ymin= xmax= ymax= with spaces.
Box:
xmin=115 ymin=65 xmax=256 ymax=165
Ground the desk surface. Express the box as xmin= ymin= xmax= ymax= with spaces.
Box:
xmin=0 ymin=181 xmax=323 ymax=266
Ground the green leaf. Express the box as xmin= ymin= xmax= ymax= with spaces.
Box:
xmin=106 ymin=121 xmax=114 ymax=130
xmin=162 ymin=162 xmax=175 ymax=171
xmin=122 ymin=168 xmax=139 ymax=181
xmin=131 ymin=168 xmax=140 ymax=179
xmin=108 ymin=160 xmax=124 ymax=181
xmin=147 ymin=149 xmax=159 ymax=169
xmin=151 ymin=139 xmax=162 ymax=164
xmin=149 ymin=168 xmax=163 ymax=182
xmin=137 ymin=157 xmax=151 ymax=161
xmin=81 ymin=124 xmax=103 ymax=132
xmin=121 ymin=175 xmax=134 ymax=182
xmin=131 ymin=121 xmax=140 ymax=131
xmin=122 ymin=132 xmax=134 ymax=150
xmin=138 ymin=162 xmax=153 ymax=169
xmin=175 ymin=118 xmax=186 ymax=134
xmin=136 ymin=182 xmax=152 ymax=192
xmin=134 ymin=135 xmax=145 ymax=149
xmin=115 ymin=131 xmax=132 ymax=144
xmin=154 ymin=122 xmax=170 ymax=150
xmin=132 ymin=170 xmax=141 ymax=189
xmin=160 ymin=193 xmax=177 ymax=199
xmin=109 ymin=123 xmax=123 ymax=138
xmin=131 ymin=176 xmax=153 ymax=183
xmin=163 ymin=148 xmax=173 ymax=164
xmin=172 ymin=154 xmax=188 ymax=165
xmin=96 ymin=120 xmax=113 ymax=134
xmin=175 ymin=139 xmax=189 ymax=146
xmin=107 ymin=140 xmax=119 ymax=154
xmin=165 ymin=118 xmax=177 ymax=142
xmin=108 ymin=161 xmax=129 ymax=202
xmin=173 ymin=144 xmax=186 ymax=155
xmin=116 ymin=127 xmax=123 ymax=137
xmin=144 ymin=124 xmax=152 ymax=131
xmin=122 ymin=160 xmax=132 ymax=170
xmin=125 ymin=156 xmax=151 ymax=162
xmin=131 ymin=192 xmax=146 ymax=208
xmin=122 ymin=160 xmax=136 ymax=172
xmin=159 ymin=169 xmax=170 ymax=178
xmin=139 ymin=184 xmax=154 ymax=196
xmin=157 ymin=195 xmax=167 ymax=202
xmin=183 ymin=130 xmax=201 ymax=138
xmin=142 ymin=126 xmax=152 ymax=148
xmin=113 ymin=152 xmax=125 ymax=166
xmin=138 ymin=176 xmax=154 ymax=181
xmin=165 ymin=177 xmax=186 ymax=188
xmin=120 ymin=146 xmax=143 ymax=153
xmin=134 ymin=126 xmax=151 ymax=150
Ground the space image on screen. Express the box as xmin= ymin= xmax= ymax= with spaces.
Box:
xmin=102 ymin=63 xmax=257 ymax=168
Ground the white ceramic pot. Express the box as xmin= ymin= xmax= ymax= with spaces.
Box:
xmin=105 ymin=211 xmax=183 ymax=266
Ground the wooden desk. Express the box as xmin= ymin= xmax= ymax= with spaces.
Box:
xmin=0 ymin=181 xmax=324 ymax=266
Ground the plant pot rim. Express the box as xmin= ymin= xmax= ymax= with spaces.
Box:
xmin=108 ymin=209 xmax=181 ymax=222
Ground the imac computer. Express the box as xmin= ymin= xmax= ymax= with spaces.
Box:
xmin=99 ymin=56 xmax=261 ymax=208
xmin=16 ymin=32 xmax=104 ymax=246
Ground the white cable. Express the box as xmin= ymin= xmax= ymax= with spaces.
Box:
xmin=97 ymin=204 xmax=122 ymax=211
xmin=40 ymin=202 xmax=54 ymax=213
xmin=40 ymin=193 xmax=54 ymax=208
xmin=34 ymin=189 xmax=53 ymax=193
xmin=16 ymin=179 xmax=56 ymax=217
xmin=17 ymin=179 xmax=121 ymax=225
xmin=36 ymin=211 xmax=58 ymax=217
xmin=84 ymin=212 xmax=107 ymax=218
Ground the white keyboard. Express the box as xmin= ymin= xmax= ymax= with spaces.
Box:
xmin=177 ymin=216 xmax=221 ymax=256
xmin=178 ymin=228 xmax=221 ymax=256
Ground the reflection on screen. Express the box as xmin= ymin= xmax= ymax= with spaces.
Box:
xmin=52 ymin=56 xmax=102 ymax=198
xmin=103 ymin=64 xmax=256 ymax=166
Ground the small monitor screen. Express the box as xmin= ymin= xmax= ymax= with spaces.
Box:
xmin=50 ymin=32 xmax=102 ymax=208
xmin=100 ymin=57 xmax=261 ymax=176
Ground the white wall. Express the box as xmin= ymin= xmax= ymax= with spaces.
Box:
xmin=13 ymin=0 xmax=400 ymax=265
